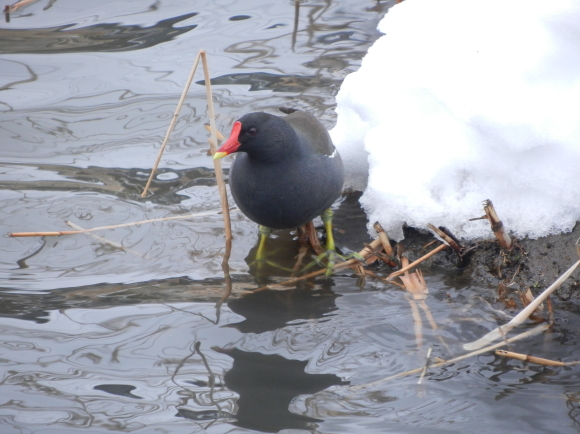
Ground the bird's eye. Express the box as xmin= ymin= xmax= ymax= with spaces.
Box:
xmin=247 ymin=127 xmax=258 ymax=136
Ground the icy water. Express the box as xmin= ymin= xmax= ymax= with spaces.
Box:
xmin=2 ymin=1 xmax=580 ymax=433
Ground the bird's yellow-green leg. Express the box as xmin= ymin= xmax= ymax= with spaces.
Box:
xmin=321 ymin=208 xmax=339 ymax=276
xmin=255 ymin=225 xmax=271 ymax=263
xmin=322 ymin=208 xmax=336 ymax=253
xmin=251 ymin=225 xmax=296 ymax=273
xmin=304 ymin=208 xmax=365 ymax=277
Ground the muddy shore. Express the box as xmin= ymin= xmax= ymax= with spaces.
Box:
xmin=333 ymin=193 xmax=580 ymax=307
xmin=395 ymin=222 xmax=580 ymax=306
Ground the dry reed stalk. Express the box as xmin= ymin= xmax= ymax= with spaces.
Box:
xmin=463 ymin=259 xmax=580 ymax=350
xmin=141 ymin=51 xmax=202 ymax=197
xmin=8 ymin=209 xmax=235 ymax=238
xmin=400 ymin=268 xmax=428 ymax=299
xmin=427 ymin=224 xmax=463 ymax=254
xmin=373 ymin=222 xmax=394 ymax=257
xmin=204 ymin=124 xmax=224 ymax=140
xmin=201 ymin=50 xmax=232 ymax=262
xmin=386 ymin=243 xmax=447 ymax=281
xmin=483 ymin=199 xmax=512 ymax=249
xmin=349 ymin=323 xmax=549 ymax=390
xmin=495 ymin=350 xmax=580 ymax=367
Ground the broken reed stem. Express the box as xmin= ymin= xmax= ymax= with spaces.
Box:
xmin=427 ymin=224 xmax=463 ymax=254
xmin=243 ymin=238 xmax=383 ymax=294
xmin=483 ymin=199 xmax=512 ymax=250
xmin=9 ymin=209 xmax=236 ymax=238
xmin=495 ymin=350 xmax=580 ymax=367
xmin=463 ymin=259 xmax=580 ymax=351
xmin=373 ymin=222 xmax=393 ymax=257
xmin=200 ymin=50 xmax=232 ymax=262
xmin=350 ymin=323 xmax=549 ymax=391
xmin=386 ymin=243 xmax=447 ymax=281
xmin=141 ymin=51 xmax=202 ymax=198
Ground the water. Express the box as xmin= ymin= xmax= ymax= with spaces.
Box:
xmin=1 ymin=1 xmax=580 ymax=433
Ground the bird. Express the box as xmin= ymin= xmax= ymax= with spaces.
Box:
xmin=213 ymin=108 xmax=345 ymax=274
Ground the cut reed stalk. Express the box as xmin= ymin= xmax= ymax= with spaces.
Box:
xmin=483 ymin=199 xmax=512 ymax=250
xmin=373 ymin=222 xmax=394 ymax=257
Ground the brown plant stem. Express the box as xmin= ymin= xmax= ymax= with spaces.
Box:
xmin=9 ymin=210 xmax=237 ymax=238
xmin=386 ymin=243 xmax=447 ymax=281
xmin=483 ymin=199 xmax=512 ymax=250
xmin=201 ymin=50 xmax=232 ymax=263
xmin=495 ymin=350 xmax=580 ymax=367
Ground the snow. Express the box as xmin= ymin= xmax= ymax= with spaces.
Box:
xmin=330 ymin=0 xmax=580 ymax=241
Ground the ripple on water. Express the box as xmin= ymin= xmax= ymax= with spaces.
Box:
xmin=1 ymin=189 xmax=255 ymax=290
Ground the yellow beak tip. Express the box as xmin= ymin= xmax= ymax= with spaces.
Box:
xmin=213 ymin=151 xmax=228 ymax=160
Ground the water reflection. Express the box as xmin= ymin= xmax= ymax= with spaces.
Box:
xmin=203 ymin=72 xmax=336 ymax=93
xmin=228 ymin=288 xmax=338 ymax=334
xmin=218 ymin=347 xmax=347 ymax=432
xmin=0 ymin=13 xmax=197 ymax=54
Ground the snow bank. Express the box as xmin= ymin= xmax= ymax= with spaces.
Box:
xmin=331 ymin=0 xmax=580 ymax=240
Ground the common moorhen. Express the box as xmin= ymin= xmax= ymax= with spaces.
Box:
xmin=213 ymin=109 xmax=344 ymax=272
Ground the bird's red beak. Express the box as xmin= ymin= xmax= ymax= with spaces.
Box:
xmin=213 ymin=121 xmax=242 ymax=160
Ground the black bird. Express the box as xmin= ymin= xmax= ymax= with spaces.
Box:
xmin=214 ymin=109 xmax=344 ymax=272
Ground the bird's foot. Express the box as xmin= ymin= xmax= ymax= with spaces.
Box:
xmin=248 ymin=251 xmax=297 ymax=274
xmin=303 ymin=249 xmax=366 ymax=277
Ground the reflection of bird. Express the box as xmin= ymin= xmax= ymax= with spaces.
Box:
xmin=214 ymin=109 xmax=344 ymax=270
xmin=217 ymin=348 xmax=348 ymax=433
xmin=226 ymin=288 xmax=339 ymax=334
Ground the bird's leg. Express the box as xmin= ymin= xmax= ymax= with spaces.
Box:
xmin=255 ymin=225 xmax=271 ymax=263
xmin=302 ymin=209 xmax=365 ymax=277
xmin=320 ymin=208 xmax=339 ymax=276
xmin=250 ymin=225 xmax=295 ymax=275
xmin=322 ymin=208 xmax=336 ymax=253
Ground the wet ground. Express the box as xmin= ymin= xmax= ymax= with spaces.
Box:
xmin=2 ymin=1 xmax=580 ymax=433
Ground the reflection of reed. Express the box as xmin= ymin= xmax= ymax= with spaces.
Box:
xmin=66 ymin=221 xmax=144 ymax=258
xmin=174 ymin=342 xmax=235 ymax=429
xmin=0 ymin=13 xmax=198 ymax=54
